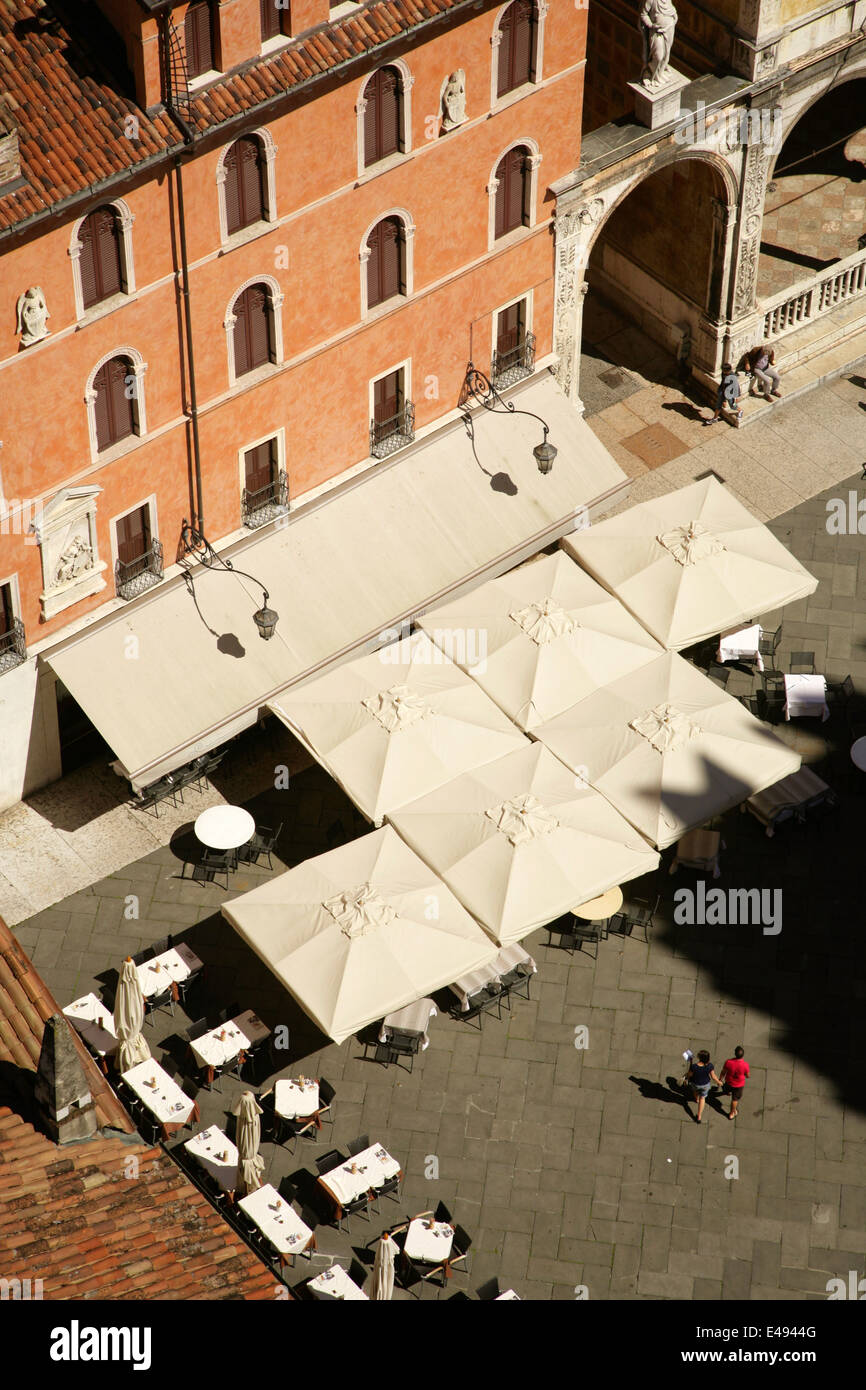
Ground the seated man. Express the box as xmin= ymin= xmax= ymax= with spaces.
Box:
xmin=747 ymin=343 xmax=782 ymax=399
xmin=704 ymin=362 xmax=743 ymax=426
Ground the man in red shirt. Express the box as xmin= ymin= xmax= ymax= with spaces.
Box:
xmin=720 ymin=1046 xmax=750 ymax=1119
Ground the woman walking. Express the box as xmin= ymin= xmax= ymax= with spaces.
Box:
xmin=687 ymin=1050 xmax=721 ymax=1124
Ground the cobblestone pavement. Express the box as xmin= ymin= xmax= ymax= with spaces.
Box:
xmin=12 ymin=475 xmax=866 ymax=1301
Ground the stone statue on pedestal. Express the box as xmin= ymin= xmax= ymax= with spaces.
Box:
xmin=638 ymin=0 xmax=678 ymax=90
xmin=441 ymin=71 xmax=466 ymax=131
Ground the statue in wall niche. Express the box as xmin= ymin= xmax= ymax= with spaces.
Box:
xmin=638 ymin=0 xmax=678 ymax=90
xmin=54 ymin=535 xmax=93 ymax=585
xmin=16 ymin=285 xmax=50 ymax=346
xmin=441 ymin=70 xmax=466 ymax=132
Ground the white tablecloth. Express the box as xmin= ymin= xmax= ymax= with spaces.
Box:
xmin=136 ymin=944 xmax=203 ymax=999
xmin=191 ymin=1010 xmax=270 ymax=1070
xmin=195 ymin=804 xmax=256 ymax=850
xmin=63 ymin=993 xmax=118 ymax=1057
xmin=718 ymin=624 xmax=764 ymax=670
xmin=308 ymin=1265 xmax=369 ymax=1301
xmin=274 ymin=1077 xmax=319 ymax=1120
xmin=238 ymin=1183 xmax=313 ymax=1256
xmin=404 ymin=1218 xmax=454 ymax=1263
xmin=379 ymin=999 xmax=438 ymax=1048
xmin=318 ymin=1144 xmax=401 ymax=1208
xmin=122 ymin=1060 xmax=197 ymax=1127
xmin=184 ymin=1126 xmax=239 ymax=1193
xmin=784 ymin=673 xmax=829 ymax=721
xmin=452 ymin=944 xmax=537 ymax=1011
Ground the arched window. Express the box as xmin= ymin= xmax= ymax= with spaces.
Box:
xmin=495 ymin=146 xmax=530 ymax=238
xmin=366 ymin=216 xmax=405 ymax=309
xmin=78 ymin=206 xmax=124 ymax=310
xmin=363 ymin=67 xmax=403 ymax=167
xmin=185 ymin=1 xmax=214 ymax=80
xmin=232 ymin=284 xmax=274 ymax=376
xmin=92 ymin=355 xmax=136 ymax=452
xmin=497 ymin=1 xmax=537 ymax=98
xmin=224 ymin=137 xmax=265 ymax=235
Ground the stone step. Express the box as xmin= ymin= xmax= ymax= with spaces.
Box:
xmin=736 ymin=320 xmax=866 ymax=428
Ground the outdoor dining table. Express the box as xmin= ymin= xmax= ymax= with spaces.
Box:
xmin=308 ymin=1265 xmax=369 ymax=1301
xmin=194 ymin=805 xmax=256 ymax=852
xmin=378 ymin=998 xmax=438 ymax=1050
xmin=571 ymin=886 xmax=623 ymax=921
xmin=783 ymin=673 xmax=829 ymax=721
xmin=851 ymin=737 xmax=866 ymax=771
xmin=63 ymin=993 xmax=118 ymax=1071
xmin=190 ymin=1009 xmax=270 ymax=1085
xmin=183 ymin=1125 xmax=239 ymax=1196
xmin=451 ymin=943 xmax=537 ymax=1013
xmin=274 ymin=1077 xmax=319 ymax=1121
xmin=122 ymin=1059 xmax=200 ymax=1138
xmin=136 ymin=943 xmax=203 ymax=1001
xmin=717 ymin=623 xmax=764 ymax=671
xmin=404 ymin=1217 xmax=454 ymax=1263
xmin=317 ymin=1143 xmax=401 ymax=1218
xmin=238 ymin=1183 xmax=315 ymax=1266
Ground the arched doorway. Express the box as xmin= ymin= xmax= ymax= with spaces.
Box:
xmin=759 ymin=79 xmax=866 ymax=298
xmin=581 ymin=159 xmax=730 ymax=417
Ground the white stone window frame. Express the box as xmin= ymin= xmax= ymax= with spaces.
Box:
xmin=487 ymin=139 xmax=542 ymax=251
xmin=33 ymin=485 xmax=107 ymax=621
xmin=216 ymin=128 xmax=279 ymax=247
xmin=109 ymin=493 xmax=159 ymax=581
xmin=237 ymin=425 xmax=288 ymax=510
xmin=84 ymin=345 xmax=148 ymax=465
xmin=359 ymin=208 xmax=416 ymax=319
xmin=368 ymin=357 xmax=413 ymax=450
xmin=68 ymin=198 xmax=136 ymax=322
xmin=356 ymin=60 xmax=415 ymax=182
xmin=490 ymin=0 xmax=549 ymax=114
xmin=490 ymin=287 xmax=534 ymax=366
xmin=223 ymin=274 xmax=285 ymax=389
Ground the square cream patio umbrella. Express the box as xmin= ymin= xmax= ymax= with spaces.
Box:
xmin=388 ymin=743 xmax=660 ymax=945
xmin=417 ymin=550 xmax=663 ymax=730
xmin=534 ymin=650 xmax=801 ymax=849
xmin=564 ymin=476 xmax=818 ymax=650
xmin=268 ymin=629 xmax=527 ymax=826
xmin=221 ymin=826 xmax=497 ymax=1045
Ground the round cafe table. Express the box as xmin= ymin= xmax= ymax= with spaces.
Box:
xmin=851 ymin=737 xmax=866 ymax=771
xmin=572 ymin=886 xmax=623 ymax=921
xmin=194 ymin=805 xmax=255 ymax=851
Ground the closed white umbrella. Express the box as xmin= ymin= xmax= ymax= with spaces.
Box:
xmin=371 ymin=1233 xmax=397 ymax=1301
xmin=535 ymin=650 xmax=801 ymax=849
xmin=565 ymin=476 xmax=818 ymax=650
xmin=232 ymin=1091 xmax=265 ymax=1196
xmin=222 ymin=827 xmax=498 ymax=1044
xmin=418 ymin=550 xmax=662 ymax=729
xmin=114 ymin=957 xmax=151 ymax=1072
xmin=389 ymin=743 xmax=660 ymax=944
xmin=268 ymin=629 xmax=526 ymax=825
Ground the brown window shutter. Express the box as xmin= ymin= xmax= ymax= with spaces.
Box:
xmin=93 ymin=363 xmax=111 ymax=450
xmin=240 ymin=138 xmax=264 ymax=225
xmin=0 ymin=583 xmax=12 ymax=636
xmin=234 ymin=285 xmax=272 ymax=375
xmin=79 ymin=216 xmax=100 ymax=309
xmin=381 ymin=217 xmax=402 ymax=299
xmin=80 ymin=207 xmax=122 ymax=308
xmin=117 ymin=505 xmax=150 ymax=566
xmin=186 ymin=2 xmax=213 ymax=79
xmin=233 ymin=292 xmax=250 ymax=377
xmin=366 ymin=221 xmax=382 ymax=307
xmin=245 ymin=439 xmax=275 ymax=493
xmin=497 ymin=301 xmax=523 ymax=356
xmin=364 ymin=73 xmax=380 ymax=166
xmin=497 ymin=7 xmax=514 ymax=97
xmin=374 ymin=370 xmax=401 ymax=424
xmin=224 ymin=142 xmax=242 ymax=235
xmin=95 ymin=357 xmax=134 ymax=451
xmin=496 ymin=149 xmax=527 ymax=238
xmin=260 ymin=0 xmax=282 ymax=41
xmin=379 ymin=68 xmax=401 ymax=158
xmin=498 ymin=1 xmax=535 ymax=96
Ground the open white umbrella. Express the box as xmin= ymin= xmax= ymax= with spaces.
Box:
xmin=388 ymin=743 xmax=660 ymax=944
xmin=418 ymin=550 xmax=662 ymax=729
xmin=565 ymin=476 xmax=818 ymax=650
xmin=222 ymin=826 xmax=498 ymax=1044
xmin=233 ymin=1091 xmax=265 ymax=1195
xmin=371 ymin=1232 xmax=397 ymax=1301
xmin=535 ymin=650 xmax=801 ymax=849
xmin=268 ymin=630 xmax=526 ymax=825
xmin=114 ymin=957 xmax=151 ymax=1072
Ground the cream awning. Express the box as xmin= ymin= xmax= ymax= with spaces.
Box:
xmin=45 ymin=374 xmax=628 ymax=788
xmin=534 ymin=651 xmax=801 ymax=849
xmin=221 ymin=826 xmax=498 ymax=1044
xmin=564 ymin=477 xmax=818 ymax=650
xmin=268 ymin=630 xmax=527 ymax=826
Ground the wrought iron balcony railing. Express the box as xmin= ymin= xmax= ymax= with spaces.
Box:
xmin=0 ymin=617 xmax=26 ymax=675
xmin=491 ymin=332 xmax=536 ymax=390
xmin=242 ymin=468 xmax=289 ymax=530
xmin=115 ymin=539 xmax=164 ymax=601
xmin=370 ymin=402 xmax=416 ymax=460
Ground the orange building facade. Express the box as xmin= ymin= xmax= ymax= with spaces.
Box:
xmin=0 ymin=0 xmax=608 ymax=807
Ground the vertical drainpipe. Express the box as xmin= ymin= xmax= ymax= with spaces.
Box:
xmin=160 ymin=13 xmax=205 ymax=531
